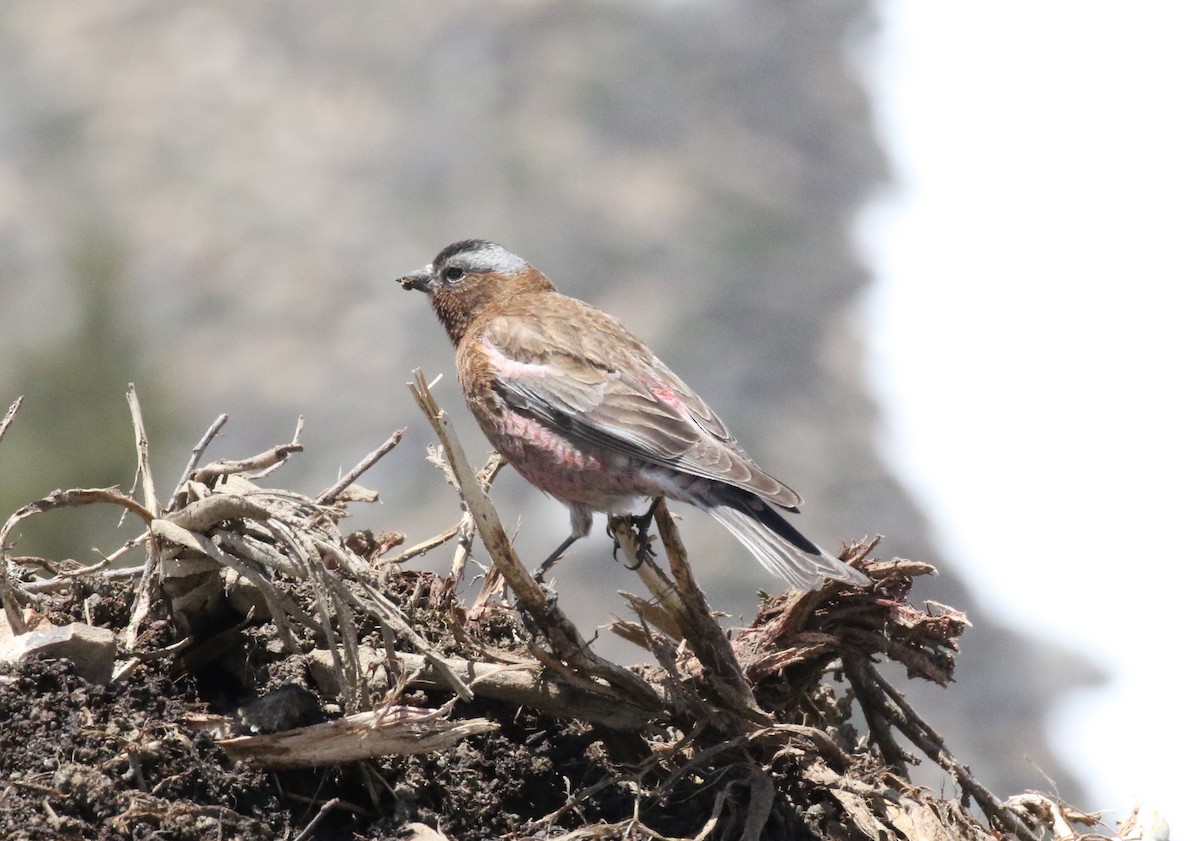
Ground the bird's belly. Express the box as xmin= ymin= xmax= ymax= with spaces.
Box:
xmin=481 ymin=408 xmax=666 ymax=514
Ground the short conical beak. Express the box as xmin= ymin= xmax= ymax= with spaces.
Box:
xmin=397 ymin=266 xmax=434 ymax=292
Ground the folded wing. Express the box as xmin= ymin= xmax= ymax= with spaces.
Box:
xmin=479 ymin=306 xmax=802 ymax=510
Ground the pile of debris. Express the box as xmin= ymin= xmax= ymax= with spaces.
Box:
xmin=0 ymin=386 xmax=1164 ymax=840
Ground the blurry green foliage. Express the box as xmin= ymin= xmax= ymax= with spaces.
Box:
xmin=0 ymin=228 xmax=173 ymax=564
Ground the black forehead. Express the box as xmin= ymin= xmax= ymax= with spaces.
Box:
xmin=433 ymin=239 xmax=495 ymax=268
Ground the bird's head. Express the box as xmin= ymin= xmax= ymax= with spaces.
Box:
xmin=398 ymin=240 xmax=555 ymax=344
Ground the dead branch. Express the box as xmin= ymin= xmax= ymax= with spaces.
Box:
xmin=167 ymin=494 xmax=275 ymax=533
xmin=446 ymin=451 xmax=505 ymax=585
xmin=124 ymin=385 xmax=165 ymax=648
xmin=1 ymin=488 xmax=154 ymax=544
xmin=1 ymin=485 xmax=158 ymax=633
xmin=0 ymin=395 xmax=22 ymax=446
xmin=307 ymin=648 xmax=657 ymax=730
xmin=316 ymin=427 xmax=406 ymax=505
xmin=216 ymin=702 xmax=497 ymax=770
xmin=192 ymin=443 xmax=304 ymax=484
xmin=125 ymin=384 xmax=160 ymax=519
xmin=166 ymin=413 xmax=229 ymax=511
xmin=382 ymin=449 xmax=504 ymax=586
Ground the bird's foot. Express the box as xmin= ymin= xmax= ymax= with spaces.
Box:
xmin=517 ymin=579 xmax=557 ymax=640
xmin=516 ymin=600 xmax=544 ymax=638
xmin=606 ymin=522 xmax=622 ymax=563
xmin=611 ymin=499 xmax=661 ymax=570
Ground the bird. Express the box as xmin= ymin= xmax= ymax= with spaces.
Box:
xmin=397 ymin=239 xmax=870 ymax=591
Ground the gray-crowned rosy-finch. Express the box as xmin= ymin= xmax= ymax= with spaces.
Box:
xmin=398 ymin=239 xmax=869 ymax=591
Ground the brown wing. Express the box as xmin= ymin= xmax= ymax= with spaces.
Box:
xmin=476 ymin=296 xmax=802 ymax=510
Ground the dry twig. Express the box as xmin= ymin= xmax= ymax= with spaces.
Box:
xmin=0 ymin=395 xmax=23 ymax=446
xmin=217 ymin=702 xmax=497 ymax=770
xmin=316 ymin=427 xmax=406 ymax=505
xmin=166 ymin=413 xmax=229 ymax=511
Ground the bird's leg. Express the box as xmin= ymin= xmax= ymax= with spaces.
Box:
xmin=629 ymin=497 xmax=661 ymax=567
xmin=533 ymin=534 xmax=580 ymax=584
xmin=534 ymin=504 xmax=593 ymax=583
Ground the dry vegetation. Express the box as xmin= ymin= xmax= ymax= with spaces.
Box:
xmin=0 ymin=385 xmax=1154 ymax=840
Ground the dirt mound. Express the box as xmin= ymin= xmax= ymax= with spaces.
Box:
xmin=0 ymin=388 xmax=1136 ymax=839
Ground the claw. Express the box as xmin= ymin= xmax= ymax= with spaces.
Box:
xmin=624 ymin=528 xmax=656 ymax=571
xmin=614 ymin=498 xmax=662 ymax=570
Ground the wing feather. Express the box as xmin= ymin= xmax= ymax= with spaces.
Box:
xmin=478 ymin=304 xmax=801 ymax=509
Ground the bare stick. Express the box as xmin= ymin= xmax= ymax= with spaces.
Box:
xmin=448 ymin=451 xmax=504 ymax=585
xmin=842 ymin=653 xmax=910 ymax=775
xmin=22 ymin=561 xmax=147 ymax=594
xmin=167 ymin=414 xmax=229 ymax=511
xmin=408 ymin=373 xmax=542 ymax=607
xmin=0 ymin=436 xmax=26 ymax=625
xmin=126 ymin=384 xmax=160 ymax=518
xmin=2 ymin=488 xmax=154 ymax=626
xmin=124 ymin=384 xmax=165 ymax=650
xmin=0 ymin=396 xmax=23 ymax=447
xmin=347 ymin=577 xmax=474 ymax=702
xmin=383 ymin=524 xmax=461 ymax=564
xmin=192 ymin=445 xmax=304 ymax=484
xmin=1 ymin=488 xmax=154 ymax=554
xmin=292 ymin=797 xmax=342 ymax=841
xmin=654 ymin=502 xmax=767 ymax=721
xmin=382 ymin=455 xmax=504 ymax=567
xmin=308 ymin=649 xmax=654 ymax=730
xmin=59 ymin=532 xmax=148 ymax=580
xmin=316 ymin=427 xmax=406 ymax=506
xmin=217 ymin=703 xmax=497 ymax=770
xmin=169 ymin=494 xmax=274 ymax=533
xmin=246 ymin=417 xmax=305 ymax=480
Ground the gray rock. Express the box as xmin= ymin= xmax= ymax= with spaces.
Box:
xmin=0 ymin=622 xmax=117 ymax=685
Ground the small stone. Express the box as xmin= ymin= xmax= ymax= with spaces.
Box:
xmin=0 ymin=623 xmax=117 ymax=684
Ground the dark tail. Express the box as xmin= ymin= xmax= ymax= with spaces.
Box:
xmin=703 ymin=487 xmax=870 ymax=591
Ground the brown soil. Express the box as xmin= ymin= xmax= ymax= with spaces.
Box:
xmin=0 ymin=575 xmax=750 ymax=841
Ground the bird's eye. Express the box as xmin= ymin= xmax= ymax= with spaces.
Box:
xmin=445 ymin=266 xmax=465 ymax=281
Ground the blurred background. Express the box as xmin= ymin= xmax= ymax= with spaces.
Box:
xmin=1 ymin=1 xmax=1193 ymax=835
